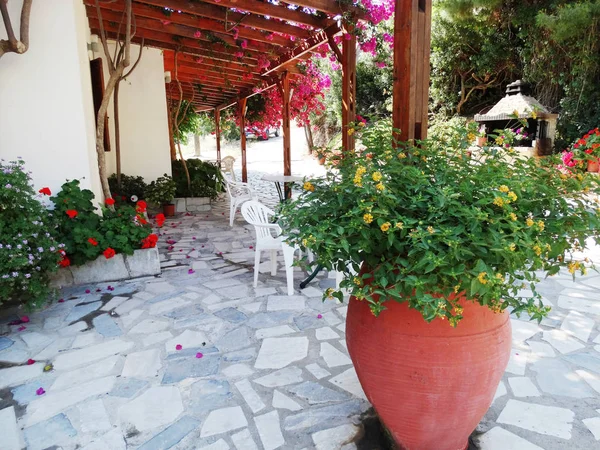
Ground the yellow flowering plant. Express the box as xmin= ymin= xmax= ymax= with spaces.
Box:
xmin=280 ymin=119 xmax=600 ymax=324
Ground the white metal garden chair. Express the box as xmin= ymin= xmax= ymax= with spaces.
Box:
xmin=223 ymin=175 xmax=257 ymax=227
xmin=220 ymin=156 xmax=236 ymax=181
xmin=241 ymin=200 xmax=300 ymax=296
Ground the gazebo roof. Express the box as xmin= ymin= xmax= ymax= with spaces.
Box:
xmin=85 ymin=0 xmax=360 ymax=111
xmin=474 ymin=80 xmax=557 ymax=122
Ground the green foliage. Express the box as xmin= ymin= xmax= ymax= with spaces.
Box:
xmin=173 ymin=101 xmax=214 ymax=144
xmin=51 ymin=180 xmax=152 ymax=266
xmin=431 ymin=0 xmax=600 ymax=147
xmin=281 ymin=119 xmax=600 ymax=325
xmin=145 ymin=174 xmax=177 ymax=206
xmin=171 ymin=160 xmax=224 ymax=200
xmin=355 ymin=58 xmax=393 ymax=118
xmin=0 ymin=159 xmax=61 ymax=308
xmin=108 ymin=173 xmax=148 ymax=205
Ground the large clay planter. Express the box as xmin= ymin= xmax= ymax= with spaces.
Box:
xmin=587 ymin=159 xmax=599 ymax=172
xmin=346 ymin=294 xmax=511 ymax=450
xmin=163 ymin=203 xmax=176 ymax=217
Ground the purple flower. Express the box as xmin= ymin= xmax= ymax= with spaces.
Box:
xmin=49 ymin=246 xmax=55 ymax=252
xmin=24 ymin=274 xmax=31 ymax=278
xmin=22 ymin=240 xmax=28 ymax=244
xmin=12 ymin=272 xmax=18 ymax=277
xmin=36 ymin=387 xmax=45 ymax=396
xmin=16 ymin=245 xmax=22 ymax=249
xmin=2 ymin=274 xmax=9 ymax=279
xmin=6 ymin=245 xmax=11 ymax=249
xmin=188 ymin=269 xmax=195 ymax=274
xmin=5 ymin=184 xmax=11 ymax=189
xmin=37 ymin=247 xmax=43 ymax=253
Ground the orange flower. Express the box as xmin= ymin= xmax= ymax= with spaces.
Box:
xmin=66 ymin=210 xmax=78 ymax=219
xmin=103 ymin=248 xmax=116 ymax=259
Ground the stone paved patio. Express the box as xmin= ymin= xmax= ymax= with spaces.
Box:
xmin=1 ymin=177 xmax=600 ymax=449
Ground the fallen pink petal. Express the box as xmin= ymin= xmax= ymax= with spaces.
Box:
xmin=188 ymin=269 xmax=195 ymax=274
xmin=20 ymin=316 xmax=30 ymax=323
xmin=196 ymin=352 xmax=203 ymax=359
xmin=85 ymin=289 xmax=90 ymax=294
xmin=36 ymin=387 xmax=45 ymax=396
xmin=27 ymin=359 xmax=35 ymax=365
xmin=317 ymin=314 xmax=323 ymax=319
xmin=17 ymin=326 xmax=26 ymax=331
xmin=176 ymin=344 xmax=183 ymax=350
xmin=58 ymin=298 xmax=65 ymax=303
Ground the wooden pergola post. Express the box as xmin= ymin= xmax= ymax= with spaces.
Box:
xmin=392 ymin=0 xmax=432 ymax=144
xmin=341 ymin=28 xmax=357 ymax=153
xmin=214 ymin=107 xmax=221 ymax=164
xmin=239 ymin=98 xmax=248 ymax=182
xmin=281 ymin=71 xmax=292 ymax=198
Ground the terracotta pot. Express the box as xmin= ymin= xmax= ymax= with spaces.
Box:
xmin=587 ymin=159 xmax=599 ymax=172
xmin=163 ymin=203 xmax=175 ymax=217
xmin=346 ymin=288 xmax=511 ymax=450
xmin=318 ymin=156 xmax=326 ymax=165
xmin=477 ymin=136 xmax=487 ymax=146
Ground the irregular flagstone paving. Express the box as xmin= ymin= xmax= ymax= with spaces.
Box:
xmin=0 ymin=182 xmax=600 ymax=449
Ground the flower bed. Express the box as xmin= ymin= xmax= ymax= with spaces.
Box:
xmin=51 ymin=247 xmax=160 ymax=287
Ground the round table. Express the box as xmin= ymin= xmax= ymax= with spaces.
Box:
xmin=261 ymin=174 xmax=304 ymax=202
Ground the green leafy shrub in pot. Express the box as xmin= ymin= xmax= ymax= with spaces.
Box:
xmin=51 ymin=180 xmax=153 ymax=266
xmin=0 ymin=159 xmax=62 ymax=308
xmin=108 ymin=173 xmax=148 ymax=205
xmin=171 ymin=159 xmax=224 ymax=200
xmin=280 ymin=118 xmax=600 ymax=325
xmin=145 ymin=174 xmax=177 ymax=206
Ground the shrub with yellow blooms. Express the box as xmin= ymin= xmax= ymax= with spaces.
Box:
xmin=279 ymin=119 xmax=600 ymax=325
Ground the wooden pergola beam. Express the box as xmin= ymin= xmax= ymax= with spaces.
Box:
xmin=88 ymin=19 xmax=260 ymax=64
xmin=239 ymin=98 xmax=248 ymax=182
xmin=163 ymin=51 xmax=259 ymax=74
xmin=84 ymin=0 xmax=291 ymax=46
xmin=86 ymin=6 xmax=280 ymax=56
xmin=392 ymin=0 xmax=432 ymax=142
xmin=341 ymin=28 xmax=356 ymax=152
xmin=262 ymin=23 xmax=340 ymax=76
xmin=138 ymin=0 xmax=313 ymax=39
xmin=215 ymin=108 xmax=222 ymax=163
xmin=195 ymin=0 xmax=329 ymax=29
xmin=289 ymin=0 xmax=365 ymax=18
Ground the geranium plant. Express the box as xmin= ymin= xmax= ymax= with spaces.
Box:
xmin=145 ymin=174 xmax=176 ymax=206
xmin=561 ymin=127 xmax=600 ymax=171
xmin=280 ymin=120 xmax=600 ymax=325
xmin=0 ymin=159 xmax=62 ymax=308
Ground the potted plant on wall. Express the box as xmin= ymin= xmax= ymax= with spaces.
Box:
xmin=280 ymin=119 xmax=600 ymax=450
xmin=476 ymin=124 xmax=487 ymax=146
xmin=146 ymin=174 xmax=177 ymax=216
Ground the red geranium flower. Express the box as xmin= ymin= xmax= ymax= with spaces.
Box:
xmin=88 ymin=237 xmax=98 ymax=246
xmin=141 ymin=234 xmax=158 ymax=249
xmin=38 ymin=187 xmax=51 ymax=196
xmin=103 ymin=248 xmax=116 ymax=259
xmin=58 ymin=256 xmax=70 ymax=267
xmin=155 ymin=213 xmax=166 ymax=227
xmin=66 ymin=210 xmax=78 ymax=219
xmin=138 ymin=215 xmax=148 ymax=225
xmin=136 ymin=200 xmax=147 ymax=213
xmin=105 ymin=198 xmax=115 ymax=206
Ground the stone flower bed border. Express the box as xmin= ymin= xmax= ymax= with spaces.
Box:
xmin=51 ymin=247 xmax=161 ymax=287
xmin=174 ymin=197 xmax=212 ymax=213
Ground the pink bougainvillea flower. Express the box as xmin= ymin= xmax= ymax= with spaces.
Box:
xmin=107 ymin=285 xmax=114 ymax=291
xmin=36 ymin=387 xmax=45 ymax=396
xmin=196 ymin=352 xmax=203 ymax=359
xmin=17 ymin=326 xmax=26 ymax=331
xmin=27 ymin=359 xmax=35 ymax=365
xmin=194 ymin=30 xmax=201 ymax=38
xmin=85 ymin=289 xmax=91 ymax=294
xmin=317 ymin=314 xmax=323 ymax=319
xmin=179 ymin=249 xmax=183 ymax=252
xmin=58 ymin=298 xmax=65 ymax=303
xmin=160 ymin=20 xmax=171 ymax=25
xmin=192 ymin=237 xmax=196 ymax=240
xmin=20 ymin=316 xmax=30 ymax=323
xmin=176 ymin=344 xmax=183 ymax=350
xmin=201 ymin=245 xmax=205 ymax=248
xmin=249 ymin=246 xmax=253 ymax=249
xmin=217 ymin=252 xmax=223 ymax=256
xmin=188 ymin=269 xmax=195 ymax=274
xmin=186 ymin=255 xmax=190 ymax=259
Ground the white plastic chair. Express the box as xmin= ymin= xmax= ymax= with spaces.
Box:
xmin=223 ymin=176 xmax=257 ymax=227
xmin=241 ymin=200 xmax=299 ymax=296
xmin=221 ymin=156 xmax=236 ymax=181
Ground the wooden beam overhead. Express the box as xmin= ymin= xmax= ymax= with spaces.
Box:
xmin=286 ymin=0 xmax=364 ymax=18
xmin=138 ymin=0 xmax=313 ymax=39
xmin=163 ymin=51 xmax=259 ymax=74
xmin=86 ymin=5 xmax=280 ymax=56
xmin=84 ymin=0 xmax=291 ymax=46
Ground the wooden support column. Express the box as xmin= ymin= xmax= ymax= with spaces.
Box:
xmin=239 ymin=98 xmax=248 ymax=182
xmin=341 ymin=28 xmax=357 ymax=153
xmin=214 ymin=107 xmax=222 ymax=164
xmin=392 ymin=0 xmax=432 ymax=144
xmin=281 ymin=71 xmax=292 ymax=199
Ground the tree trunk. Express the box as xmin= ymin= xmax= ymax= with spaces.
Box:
xmin=167 ymin=103 xmax=177 ymax=161
xmin=304 ymin=123 xmax=314 ymax=153
xmin=114 ymin=82 xmax=122 ymax=187
xmin=194 ymin=134 xmax=201 ymax=157
xmin=96 ymin=65 xmax=125 ymax=199
xmin=177 ymin=140 xmax=191 ymax=191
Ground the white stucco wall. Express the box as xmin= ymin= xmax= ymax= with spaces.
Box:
xmin=96 ymin=43 xmax=172 ymax=183
xmin=0 ymin=0 xmax=102 ymax=200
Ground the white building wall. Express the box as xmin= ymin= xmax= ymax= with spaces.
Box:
xmin=96 ymin=43 xmax=172 ymax=183
xmin=0 ymin=0 xmax=102 ymax=200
